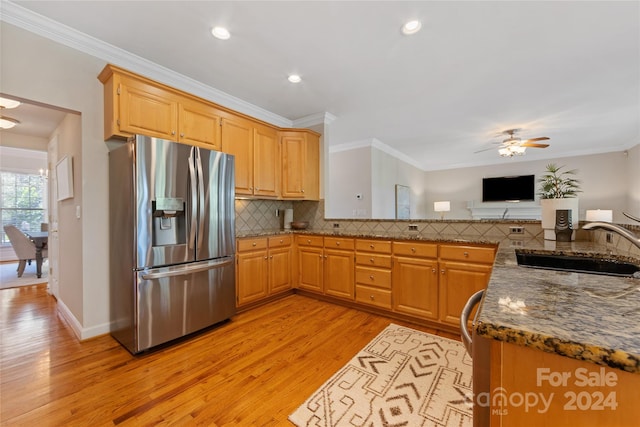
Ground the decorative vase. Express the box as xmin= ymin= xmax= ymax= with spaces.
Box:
xmin=554 ymin=209 xmax=573 ymax=242
xmin=541 ymin=198 xmax=579 ymax=240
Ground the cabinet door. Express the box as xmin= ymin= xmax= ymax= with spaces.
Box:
xmin=439 ymin=261 xmax=492 ymax=327
xmin=253 ymin=126 xmax=279 ymax=198
xmin=178 ymin=101 xmax=222 ymax=150
xmin=281 ymin=133 xmax=306 ymax=198
xmin=298 ymin=246 xmax=323 ymax=292
xmin=392 ymin=256 xmax=439 ymax=319
xmin=221 ymin=116 xmax=254 ymax=196
xmin=324 ymin=248 xmax=355 ymax=300
xmin=236 ymin=249 xmax=268 ymax=306
xmin=269 ymin=246 xmax=291 ymax=294
xmin=119 ymin=77 xmax=178 ymax=140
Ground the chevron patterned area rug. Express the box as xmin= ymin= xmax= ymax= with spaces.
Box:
xmin=289 ymin=323 xmax=473 ymax=427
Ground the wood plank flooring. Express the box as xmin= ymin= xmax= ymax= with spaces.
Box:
xmin=0 ymin=284 xmax=459 ymax=426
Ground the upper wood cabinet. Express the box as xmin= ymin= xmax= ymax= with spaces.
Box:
xmin=99 ymin=65 xmax=320 ymax=200
xmin=99 ymin=65 xmax=222 ymax=150
xmin=280 ymin=130 xmax=320 ymax=200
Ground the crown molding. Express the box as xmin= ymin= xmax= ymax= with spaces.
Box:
xmin=292 ymin=112 xmax=337 ymax=128
xmin=0 ymin=1 xmax=293 ymax=128
xmin=330 ymin=138 xmax=425 ymax=171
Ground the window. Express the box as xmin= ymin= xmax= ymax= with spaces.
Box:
xmin=1 ymin=171 xmax=47 ymax=244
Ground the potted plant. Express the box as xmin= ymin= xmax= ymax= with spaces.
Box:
xmin=538 ymin=163 xmax=581 ymax=240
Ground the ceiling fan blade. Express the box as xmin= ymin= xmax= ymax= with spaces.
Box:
xmin=474 ymin=146 xmax=498 ymax=154
xmin=522 ymin=137 xmax=550 ymax=143
xmin=521 ymin=142 xmax=549 ymax=148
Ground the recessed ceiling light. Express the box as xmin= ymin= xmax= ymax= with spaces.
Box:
xmin=211 ymin=26 xmax=230 ymax=40
xmin=0 ymin=96 xmax=20 ymax=109
xmin=288 ymin=74 xmax=302 ymax=83
xmin=401 ymin=20 xmax=422 ymax=35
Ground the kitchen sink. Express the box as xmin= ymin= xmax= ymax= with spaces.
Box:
xmin=515 ymin=251 xmax=640 ymax=277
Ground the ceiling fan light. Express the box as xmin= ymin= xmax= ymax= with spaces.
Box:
xmin=511 ymin=145 xmax=526 ymax=154
xmin=498 ymin=148 xmax=512 ymax=157
xmin=0 ymin=97 xmax=20 ymax=109
xmin=0 ymin=116 xmax=20 ymax=129
xmin=288 ymin=74 xmax=302 ymax=83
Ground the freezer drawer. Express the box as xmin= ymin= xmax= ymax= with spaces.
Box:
xmin=133 ymin=257 xmax=235 ymax=353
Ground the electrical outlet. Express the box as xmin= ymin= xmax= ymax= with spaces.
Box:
xmin=606 ymin=232 xmax=613 ymax=244
xmin=333 ymin=223 xmax=340 ymax=229
xmin=509 ymin=226 xmax=524 ymax=235
xmin=408 ymin=225 xmax=418 ymax=231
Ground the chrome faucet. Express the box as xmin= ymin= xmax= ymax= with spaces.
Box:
xmin=582 ymin=212 xmax=640 ymax=250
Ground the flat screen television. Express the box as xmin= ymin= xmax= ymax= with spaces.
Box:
xmin=482 ymin=175 xmax=535 ymax=202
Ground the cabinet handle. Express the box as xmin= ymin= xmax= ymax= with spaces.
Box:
xmin=279 ymin=239 xmax=283 ymax=243
xmin=324 ymin=255 xmax=327 ymax=259
xmin=432 ymin=268 xmax=436 ymax=273
xmin=370 ymin=258 xmax=375 ymax=263
xmin=252 ymin=242 xmax=257 ymax=246
xmin=441 ymin=269 xmax=446 ymax=274
xmin=180 ymin=133 xmax=184 ymax=138
xmin=370 ymin=295 xmax=375 ymax=300
xmin=307 ymin=239 xmax=311 ymax=244
xmin=411 ymin=247 xmax=416 ymax=252
xmin=264 ymin=256 xmax=268 ymax=260
xmin=336 ymin=241 xmax=340 ymax=246
xmin=464 ymin=251 xmax=469 ymax=257
xmin=369 ymin=275 xmax=375 ymax=280
xmin=270 ymin=256 xmax=273 ymax=259
xmin=171 ymin=131 xmax=176 ymax=135
xmin=369 ymin=244 xmax=374 ymax=249
xmin=301 ymin=189 xmax=305 ymax=193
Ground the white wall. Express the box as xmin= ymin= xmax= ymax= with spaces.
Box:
xmin=329 ymin=147 xmax=372 ymax=218
xmin=627 ymin=144 xmax=640 ymax=221
xmin=1 ymin=22 xmax=108 ymax=338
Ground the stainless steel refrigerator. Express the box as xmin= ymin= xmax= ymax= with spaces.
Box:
xmin=109 ymin=135 xmax=236 ymax=354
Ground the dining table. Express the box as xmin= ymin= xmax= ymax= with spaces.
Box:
xmin=25 ymin=231 xmax=48 ymax=278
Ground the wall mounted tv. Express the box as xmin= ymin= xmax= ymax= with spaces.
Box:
xmin=482 ymin=175 xmax=535 ymax=202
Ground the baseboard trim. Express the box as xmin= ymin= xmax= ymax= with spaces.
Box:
xmin=56 ymin=299 xmax=111 ymax=341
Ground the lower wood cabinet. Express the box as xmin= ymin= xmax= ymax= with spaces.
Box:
xmin=236 ymin=236 xmax=292 ymax=307
xmin=392 ymin=241 xmax=439 ymax=320
xmin=239 ymin=233 xmax=497 ymax=332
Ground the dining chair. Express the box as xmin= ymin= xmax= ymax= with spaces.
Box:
xmin=3 ymin=225 xmax=48 ymax=277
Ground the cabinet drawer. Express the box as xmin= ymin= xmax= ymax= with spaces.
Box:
xmin=355 ymin=266 xmax=391 ymax=289
xmin=324 ymin=237 xmax=355 ymax=250
xmin=268 ymin=235 xmax=292 ymax=248
xmin=237 ymin=237 xmax=268 ymax=252
xmin=439 ymin=244 xmax=496 ymax=264
xmin=355 ymin=239 xmax=392 ymax=254
xmin=296 ymin=235 xmax=324 ymax=247
xmin=393 ymin=241 xmax=438 ymax=258
xmin=355 ymin=254 xmax=392 ymax=268
xmin=355 ymin=285 xmax=392 ymax=309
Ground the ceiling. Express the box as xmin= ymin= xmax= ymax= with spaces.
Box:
xmin=4 ymin=1 xmax=640 ymax=170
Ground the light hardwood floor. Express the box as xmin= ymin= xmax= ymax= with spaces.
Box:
xmin=0 ymin=284 xmax=459 ymax=426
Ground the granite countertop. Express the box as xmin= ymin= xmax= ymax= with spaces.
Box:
xmin=237 ymin=228 xmax=640 ymax=373
xmin=476 ymin=239 xmax=640 ymax=374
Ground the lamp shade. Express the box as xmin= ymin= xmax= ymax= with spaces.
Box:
xmin=585 ymin=209 xmax=613 ymax=222
xmin=434 ymin=201 xmax=451 ymax=212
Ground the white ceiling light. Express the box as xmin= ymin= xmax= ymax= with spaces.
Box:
xmin=401 ymin=20 xmax=422 ymax=35
xmin=288 ymin=74 xmax=302 ymax=83
xmin=211 ymin=26 xmax=230 ymax=40
xmin=0 ymin=97 xmax=20 ymax=109
xmin=0 ymin=116 xmax=20 ymax=129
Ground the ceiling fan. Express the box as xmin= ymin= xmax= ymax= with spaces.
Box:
xmin=475 ymin=128 xmax=550 ymax=157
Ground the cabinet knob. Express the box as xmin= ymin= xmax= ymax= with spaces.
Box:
xmin=441 ymin=269 xmax=446 ymax=274
xmin=336 ymin=241 xmax=340 ymax=246
xmin=264 ymin=256 xmax=268 ymax=260
xmin=171 ymin=131 xmax=176 ymax=135
xmin=180 ymin=133 xmax=184 ymax=138
xmin=370 ymin=258 xmax=375 ymax=263
xmin=369 ymin=244 xmax=374 ymax=249
xmin=279 ymin=239 xmax=283 ymax=243
xmin=432 ymin=268 xmax=436 ymax=273
xmin=319 ymin=254 xmax=323 ymax=258
xmin=252 ymin=242 xmax=257 ymax=246
xmin=464 ymin=251 xmax=469 ymax=257
xmin=256 ymin=187 xmax=260 ymax=191
xmin=301 ymin=189 xmax=305 ymax=193
xmin=369 ymin=275 xmax=375 ymax=280
xmin=411 ymin=247 xmax=416 ymax=252
xmin=324 ymin=255 xmax=327 ymax=259
xmin=370 ymin=295 xmax=375 ymax=300
xmin=307 ymin=239 xmax=311 ymax=244
xmin=270 ymin=256 xmax=273 ymax=259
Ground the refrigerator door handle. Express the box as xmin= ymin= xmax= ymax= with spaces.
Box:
xmin=195 ymin=147 xmax=205 ymax=251
xmin=188 ymin=146 xmax=198 ymax=250
xmin=141 ymin=258 xmax=233 ymax=280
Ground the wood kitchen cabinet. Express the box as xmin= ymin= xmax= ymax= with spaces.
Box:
xmin=280 ymin=130 xmax=320 ymax=200
xmin=355 ymin=239 xmax=393 ymax=309
xmin=252 ymin=125 xmax=279 ymax=198
xmin=323 ymin=237 xmax=355 ymax=300
xmin=392 ymin=241 xmax=439 ymax=320
xmin=296 ymin=235 xmax=355 ymax=300
xmin=438 ymin=244 xmax=495 ymax=327
xmin=99 ymin=65 xmax=222 ymax=149
xmin=221 ymin=115 xmax=254 ymax=196
xmin=236 ymin=236 xmax=292 ymax=307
